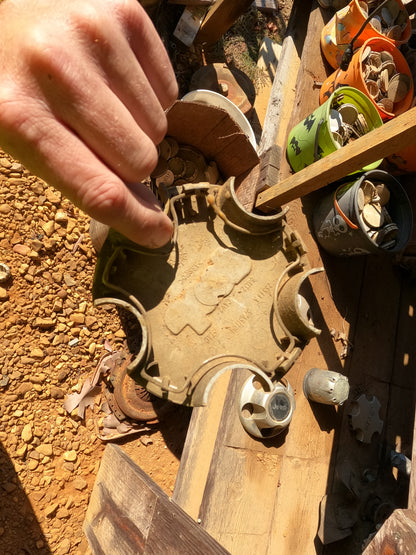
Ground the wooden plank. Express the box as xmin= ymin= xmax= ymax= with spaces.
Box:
xmin=257 ymin=0 xmax=312 ymax=158
xmin=362 ymin=509 xmax=416 ymax=555
xmin=84 ymin=444 xmax=230 ymax=554
xmin=196 ymin=371 xmax=285 ymax=554
xmin=172 ymin=372 xmax=231 ymax=520
xmin=255 ymin=106 xmax=416 ymax=211
xmin=195 ymin=0 xmax=254 ymax=45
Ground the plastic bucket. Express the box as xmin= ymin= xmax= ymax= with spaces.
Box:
xmin=387 ymin=144 xmax=416 ymax=174
xmin=319 ymin=37 xmax=414 ymax=120
xmin=312 ymin=169 xmax=413 ymax=256
xmin=286 ymin=86 xmax=383 ymax=173
xmin=321 ymin=0 xmax=411 ymax=69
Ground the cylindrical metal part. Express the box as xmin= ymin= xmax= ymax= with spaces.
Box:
xmin=303 ymin=367 xmax=350 ymax=405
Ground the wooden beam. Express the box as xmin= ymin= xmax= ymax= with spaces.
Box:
xmin=195 ymin=0 xmax=254 ymax=45
xmin=362 ymin=509 xmax=416 ymax=554
xmin=255 ymin=106 xmax=416 ymax=212
xmin=84 ymin=444 xmax=230 ymax=554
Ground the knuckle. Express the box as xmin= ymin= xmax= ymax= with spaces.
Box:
xmin=80 ymin=175 xmax=128 ymax=218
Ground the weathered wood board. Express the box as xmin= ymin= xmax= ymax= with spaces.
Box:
xmin=84 ymin=443 xmax=230 ymax=554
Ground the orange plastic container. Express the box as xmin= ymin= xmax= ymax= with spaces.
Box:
xmin=387 ymin=144 xmax=416 ymax=173
xmin=319 ymin=37 xmax=414 ymax=120
xmin=321 ymin=0 xmax=412 ymax=69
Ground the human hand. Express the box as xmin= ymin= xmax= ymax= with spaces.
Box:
xmin=0 ymin=0 xmax=178 ymax=248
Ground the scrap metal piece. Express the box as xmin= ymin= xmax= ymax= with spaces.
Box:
xmin=348 ymin=394 xmax=383 ymax=443
xmin=276 ymin=267 xmax=323 ymax=341
xmin=303 ymin=368 xmax=350 ymax=406
xmin=93 ymin=177 xmax=322 ymax=408
xmin=239 ymin=374 xmax=295 ymax=438
xmin=111 ymin=366 xmax=173 ymax=423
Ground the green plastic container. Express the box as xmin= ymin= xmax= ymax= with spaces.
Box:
xmin=286 ymin=87 xmax=383 ymax=173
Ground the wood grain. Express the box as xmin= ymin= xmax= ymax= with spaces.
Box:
xmin=84 ymin=444 xmax=229 ymax=554
xmin=256 ymin=107 xmax=416 ymax=211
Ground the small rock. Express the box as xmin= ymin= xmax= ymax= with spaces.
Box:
xmin=140 ymin=435 xmax=153 ymax=446
xmin=52 ymin=298 xmax=63 ymax=312
xmin=56 ymin=538 xmax=71 ymax=555
xmin=69 ymin=313 xmax=85 ymax=325
xmin=45 ymin=502 xmax=59 ymax=518
xmin=41 ymin=220 xmax=55 ymax=237
xmin=16 ymin=444 xmax=27 ymax=458
xmin=30 ymin=348 xmax=44 ymax=359
xmin=56 ymin=507 xmax=70 ymax=519
xmin=12 ymin=243 xmax=30 ymax=256
xmin=21 ymin=424 xmax=33 ymax=443
xmin=16 ymin=382 xmax=33 ymax=397
xmin=72 ymin=476 xmax=88 ymax=491
xmin=0 ymin=287 xmax=8 ymax=301
xmin=33 ymin=317 xmax=56 ymax=329
xmin=55 ymin=210 xmax=68 ymax=225
xmin=63 ymin=273 xmax=76 ymax=287
xmin=63 ymin=450 xmax=77 ymax=463
xmin=50 ymin=386 xmax=65 ymax=399
xmin=27 ymin=459 xmax=39 ymax=471
xmin=36 ymin=444 xmax=53 ymax=457
xmin=0 ymin=204 xmax=12 ymax=214
xmin=57 ymin=369 xmax=69 ymax=382
xmin=45 ymin=189 xmax=61 ymax=204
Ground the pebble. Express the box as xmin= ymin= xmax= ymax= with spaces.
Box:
xmin=72 ymin=476 xmax=88 ymax=491
xmin=63 ymin=450 xmax=77 ymax=463
xmin=21 ymin=424 xmax=33 ymax=443
xmin=13 ymin=243 xmax=30 ymax=256
xmin=0 ymin=204 xmax=12 ymax=214
xmin=37 ymin=444 xmax=54 ymax=457
xmin=16 ymin=445 xmax=28 ymax=459
xmin=50 ymin=386 xmax=65 ymax=399
xmin=16 ymin=382 xmax=33 ymax=397
xmin=2 ymin=482 xmax=17 ymax=493
xmin=55 ymin=211 xmax=68 ymax=225
xmin=0 ymin=287 xmax=8 ymax=301
xmin=56 ymin=538 xmax=71 ymax=555
xmin=69 ymin=313 xmax=85 ymax=325
xmin=41 ymin=220 xmax=55 ymax=237
xmin=30 ymin=348 xmax=44 ymax=359
xmin=56 ymin=507 xmax=70 ymax=519
xmin=45 ymin=502 xmax=59 ymax=518
xmin=33 ymin=317 xmax=56 ymax=329
xmin=27 ymin=459 xmax=39 ymax=471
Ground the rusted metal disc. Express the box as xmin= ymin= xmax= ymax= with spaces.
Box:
xmin=112 ymin=366 xmax=172 ymax=422
xmin=189 ymin=63 xmax=255 ymax=116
